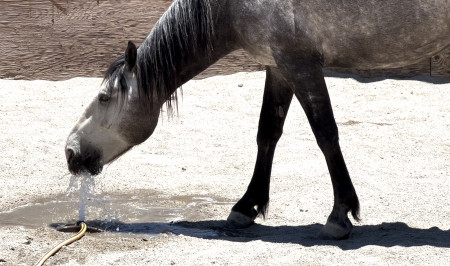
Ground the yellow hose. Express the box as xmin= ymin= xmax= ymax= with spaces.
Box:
xmin=36 ymin=222 xmax=87 ymax=266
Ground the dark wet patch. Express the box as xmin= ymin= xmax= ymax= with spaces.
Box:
xmin=0 ymin=190 xmax=232 ymax=239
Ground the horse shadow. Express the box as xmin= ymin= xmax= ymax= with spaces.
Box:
xmin=70 ymin=220 xmax=450 ymax=250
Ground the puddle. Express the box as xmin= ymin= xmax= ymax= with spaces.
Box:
xmin=0 ymin=190 xmax=232 ymax=238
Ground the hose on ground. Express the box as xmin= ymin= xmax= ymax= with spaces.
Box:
xmin=36 ymin=222 xmax=87 ymax=266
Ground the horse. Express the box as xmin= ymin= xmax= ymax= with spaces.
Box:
xmin=65 ymin=0 xmax=450 ymax=240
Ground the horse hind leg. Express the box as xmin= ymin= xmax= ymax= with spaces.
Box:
xmin=279 ymin=57 xmax=360 ymax=240
xmin=227 ymin=66 xmax=294 ymax=228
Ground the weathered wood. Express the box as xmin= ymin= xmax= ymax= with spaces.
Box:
xmin=0 ymin=0 xmax=448 ymax=80
xmin=1 ymin=0 xmax=170 ymax=80
xmin=0 ymin=0 xmax=262 ymax=80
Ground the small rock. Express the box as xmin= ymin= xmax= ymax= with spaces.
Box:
xmin=23 ymin=236 xmax=33 ymax=245
xmin=0 ymin=259 xmax=6 ymax=263
xmin=238 ymin=83 xmax=243 ymax=87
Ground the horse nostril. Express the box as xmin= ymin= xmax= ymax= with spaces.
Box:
xmin=65 ymin=148 xmax=74 ymax=163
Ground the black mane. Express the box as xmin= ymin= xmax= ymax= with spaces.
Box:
xmin=103 ymin=0 xmax=215 ymax=112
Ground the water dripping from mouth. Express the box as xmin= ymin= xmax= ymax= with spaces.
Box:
xmin=61 ymin=173 xmax=101 ymax=232
xmin=67 ymin=173 xmax=96 ymax=222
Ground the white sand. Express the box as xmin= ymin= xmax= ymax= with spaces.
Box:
xmin=0 ymin=72 xmax=449 ymax=265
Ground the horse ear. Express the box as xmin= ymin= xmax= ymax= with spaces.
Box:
xmin=125 ymin=41 xmax=137 ymax=70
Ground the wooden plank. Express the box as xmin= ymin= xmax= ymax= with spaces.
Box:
xmin=0 ymin=0 xmax=172 ymax=80
xmin=0 ymin=0 xmax=262 ymax=80
xmin=0 ymin=0 xmax=448 ymax=80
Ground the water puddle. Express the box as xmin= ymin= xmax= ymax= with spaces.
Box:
xmin=0 ymin=189 xmax=231 ymax=238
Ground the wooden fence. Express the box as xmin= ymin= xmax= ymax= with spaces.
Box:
xmin=0 ymin=0 xmax=448 ymax=80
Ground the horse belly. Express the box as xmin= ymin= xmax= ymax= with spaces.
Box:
xmin=321 ymin=29 xmax=449 ymax=69
xmin=306 ymin=0 xmax=450 ymax=69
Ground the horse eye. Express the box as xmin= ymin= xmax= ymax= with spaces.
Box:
xmin=98 ymin=93 xmax=110 ymax=103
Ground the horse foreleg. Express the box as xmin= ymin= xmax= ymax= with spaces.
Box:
xmin=285 ymin=60 xmax=360 ymax=240
xmin=227 ymin=67 xmax=293 ymax=228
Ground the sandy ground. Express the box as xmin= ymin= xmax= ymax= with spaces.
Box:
xmin=0 ymin=72 xmax=449 ymax=265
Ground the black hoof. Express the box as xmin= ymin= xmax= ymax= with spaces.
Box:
xmin=318 ymin=218 xmax=353 ymax=240
xmin=226 ymin=210 xmax=257 ymax=229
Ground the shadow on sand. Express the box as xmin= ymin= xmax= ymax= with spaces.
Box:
xmin=55 ymin=220 xmax=449 ymax=250
xmin=174 ymin=220 xmax=450 ymax=250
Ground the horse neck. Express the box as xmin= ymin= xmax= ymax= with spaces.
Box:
xmin=136 ymin=0 xmax=237 ymax=107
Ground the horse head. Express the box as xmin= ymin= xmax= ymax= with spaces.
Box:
xmin=65 ymin=41 xmax=160 ymax=175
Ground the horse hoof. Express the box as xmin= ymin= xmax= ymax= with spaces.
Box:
xmin=319 ymin=219 xmax=353 ymax=240
xmin=226 ymin=211 xmax=256 ymax=229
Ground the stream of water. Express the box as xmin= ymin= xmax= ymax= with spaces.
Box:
xmin=67 ymin=173 xmax=97 ymax=222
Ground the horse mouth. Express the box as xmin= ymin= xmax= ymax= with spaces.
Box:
xmin=68 ymin=161 xmax=103 ymax=176
xmin=66 ymin=147 xmax=103 ymax=176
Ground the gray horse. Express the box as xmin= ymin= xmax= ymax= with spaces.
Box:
xmin=65 ymin=0 xmax=449 ymax=239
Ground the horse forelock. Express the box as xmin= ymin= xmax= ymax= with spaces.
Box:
xmin=102 ymin=55 xmax=129 ymax=112
xmin=103 ymin=55 xmax=125 ymax=87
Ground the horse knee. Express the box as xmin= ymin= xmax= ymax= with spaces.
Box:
xmin=314 ymin=125 xmax=339 ymax=153
xmin=256 ymin=128 xmax=283 ymax=147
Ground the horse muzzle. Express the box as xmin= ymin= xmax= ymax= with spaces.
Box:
xmin=65 ymin=144 xmax=103 ymax=175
